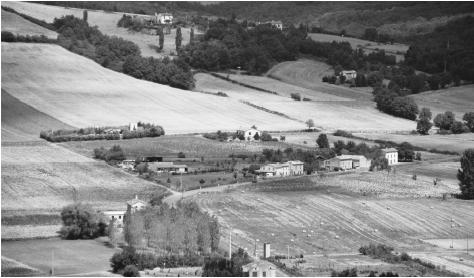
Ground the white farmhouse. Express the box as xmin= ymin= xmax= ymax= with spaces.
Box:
xmin=382 ymin=148 xmax=398 ymax=165
xmin=155 ymin=13 xmax=173 ymax=24
xmin=256 ymin=160 xmax=304 ymax=177
xmin=323 ymin=155 xmax=371 ymax=171
xmin=341 ymin=70 xmax=357 ymax=80
xmin=120 ymin=159 xmax=135 ymax=170
xmin=127 ymin=195 xmax=147 ymax=213
xmin=245 ymin=127 xmax=261 ymax=141
xmin=103 ymin=211 xmax=126 ymax=227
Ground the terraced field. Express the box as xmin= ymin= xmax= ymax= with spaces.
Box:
xmin=1 ymin=10 xmax=57 ymax=39
xmin=412 ymin=85 xmax=474 ymax=117
xmin=195 ymin=72 xmax=415 ymax=132
xmin=191 ymin=177 xmax=473 ymax=257
xmin=2 ymin=1 xmax=197 ymax=58
xmin=2 ymin=43 xmax=301 ymax=134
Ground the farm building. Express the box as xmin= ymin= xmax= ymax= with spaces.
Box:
xmin=148 ymin=161 xmax=188 ymax=174
xmin=155 ymin=13 xmax=173 ymax=24
xmin=244 ymin=127 xmax=261 ymax=141
xmin=382 ymin=148 xmax=398 ymax=165
xmin=120 ymin=159 xmax=135 ymax=170
xmin=323 ymin=155 xmax=370 ymax=171
xmin=127 ymin=195 xmax=147 ymax=213
xmin=242 ymin=260 xmax=276 ymax=277
xmin=103 ymin=211 xmax=126 ymax=228
xmin=256 ymin=160 xmax=304 ymax=177
xmin=341 ymin=70 xmax=357 ymax=80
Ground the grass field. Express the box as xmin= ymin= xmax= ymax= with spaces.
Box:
xmin=353 ymin=133 xmax=474 ymax=154
xmin=308 ymin=33 xmax=408 ymax=62
xmin=1 ymin=238 xmax=119 ymax=276
xmin=195 ymin=72 xmax=415 ymax=132
xmin=266 ymin=59 xmax=374 ymax=101
xmin=1 ymin=1 xmax=196 ymax=58
xmin=269 ymin=131 xmax=379 ymax=149
xmin=1 ymin=256 xmax=42 ymax=277
xmin=1 ymin=10 xmax=57 ymax=39
xmin=2 ymin=43 xmax=302 ymax=134
xmin=412 ymin=85 xmax=474 ymax=117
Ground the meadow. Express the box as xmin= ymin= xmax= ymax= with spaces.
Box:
xmin=1 ymin=1 xmax=197 ymax=58
xmin=412 ymin=85 xmax=474 ymax=117
xmin=1 ymin=238 xmax=119 ymax=276
xmin=308 ymin=33 xmax=408 ymax=62
xmin=2 ymin=43 xmax=302 ymax=134
xmin=195 ymin=72 xmax=415 ymax=132
xmin=1 ymin=10 xmax=57 ymax=39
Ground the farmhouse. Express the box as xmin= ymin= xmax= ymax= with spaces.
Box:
xmin=148 ymin=161 xmax=188 ymax=174
xmin=245 ymin=127 xmax=261 ymax=141
xmin=103 ymin=211 xmax=126 ymax=228
xmin=257 ymin=160 xmax=304 ymax=177
xmin=382 ymin=148 xmax=398 ymax=165
xmin=127 ymin=195 xmax=147 ymax=212
xmin=341 ymin=70 xmax=357 ymax=80
xmin=242 ymin=260 xmax=276 ymax=277
xmin=323 ymin=155 xmax=370 ymax=171
xmin=120 ymin=159 xmax=135 ymax=170
xmin=155 ymin=13 xmax=173 ymax=24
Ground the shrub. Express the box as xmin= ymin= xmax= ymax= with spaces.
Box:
xmin=302 ymin=97 xmax=311 ymax=101
xmin=290 ymin=93 xmax=301 ymax=101
xmin=178 ymin=152 xmax=186 ymax=158
xmin=123 ymin=265 xmax=140 ymax=277
xmin=333 ymin=130 xmax=354 ymax=138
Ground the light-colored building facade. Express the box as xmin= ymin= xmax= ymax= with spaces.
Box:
xmin=323 ymin=155 xmax=370 ymax=171
xmin=148 ymin=162 xmax=188 ymax=174
xmin=155 ymin=13 xmax=173 ymax=24
xmin=242 ymin=261 xmax=276 ymax=277
xmin=257 ymin=160 xmax=304 ymax=177
xmin=341 ymin=70 xmax=357 ymax=80
xmin=245 ymin=128 xmax=261 ymax=141
xmin=382 ymin=148 xmax=398 ymax=165
xmin=120 ymin=159 xmax=135 ymax=170
xmin=127 ymin=195 xmax=147 ymax=213
xmin=103 ymin=211 xmax=126 ymax=227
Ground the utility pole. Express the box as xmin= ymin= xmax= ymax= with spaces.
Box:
xmin=51 ymin=250 xmax=54 ymax=276
xmin=180 ymin=173 xmax=183 ymax=200
xmin=229 ymin=229 xmax=232 ymax=260
xmin=287 ymin=245 xmax=290 ymax=259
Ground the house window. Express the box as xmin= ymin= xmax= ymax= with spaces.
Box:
xmin=112 ymin=216 xmax=115 ymax=219
xmin=119 ymin=215 xmax=122 ymax=219
xmin=263 ymin=271 xmax=266 ymax=277
xmin=252 ymin=272 xmax=258 ymax=277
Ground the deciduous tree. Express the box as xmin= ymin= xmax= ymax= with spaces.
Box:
xmin=458 ymin=149 xmax=474 ymax=199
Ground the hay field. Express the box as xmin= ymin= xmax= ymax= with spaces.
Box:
xmin=412 ymin=85 xmax=474 ymax=117
xmin=2 ymin=43 xmax=302 ymax=134
xmin=1 ymin=10 xmax=57 ymax=39
xmin=2 ymin=1 xmax=196 ymax=58
xmin=269 ymin=131 xmax=379 ymax=148
xmin=2 ymin=238 xmax=118 ymax=276
xmin=195 ymin=72 xmax=415 ymax=132
xmin=354 ymin=133 xmax=474 ymax=153
xmin=191 ymin=177 xmax=473 ymax=256
xmin=267 ymin=59 xmax=374 ymax=101
xmin=308 ymin=33 xmax=408 ymax=62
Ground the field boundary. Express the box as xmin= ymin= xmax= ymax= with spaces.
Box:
xmin=239 ymin=100 xmax=304 ymax=123
xmin=209 ymin=72 xmax=279 ymax=95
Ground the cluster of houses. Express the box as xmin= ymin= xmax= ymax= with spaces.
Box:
xmin=256 ymin=160 xmax=305 ymax=177
xmin=103 ymin=195 xmax=147 ymax=228
xmin=127 ymin=12 xmax=173 ymax=25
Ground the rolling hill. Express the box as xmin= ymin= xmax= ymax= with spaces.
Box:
xmin=1 ymin=1 xmax=197 ymax=58
xmin=1 ymin=10 xmax=57 ymax=39
xmin=2 ymin=42 xmax=302 ymax=134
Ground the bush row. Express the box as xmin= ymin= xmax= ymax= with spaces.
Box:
xmin=1 ymin=31 xmax=56 ymax=43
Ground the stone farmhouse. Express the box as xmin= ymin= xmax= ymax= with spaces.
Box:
xmin=242 ymin=260 xmax=276 ymax=277
xmin=382 ymin=148 xmax=398 ymax=165
xmin=120 ymin=159 xmax=135 ymax=170
xmin=324 ymin=155 xmax=371 ymax=171
xmin=155 ymin=13 xmax=173 ymax=24
xmin=127 ymin=195 xmax=147 ymax=213
xmin=256 ymin=160 xmax=304 ymax=177
xmin=103 ymin=195 xmax=146 ymax=227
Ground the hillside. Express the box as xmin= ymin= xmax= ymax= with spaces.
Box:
xmin=412 ymin=85 xmax=474 ymax=117
xmin=1 ymin=10 xmax=57 ymax=39
xmin=1 ymin=1 xmax=196 ymax=58
xmin=2 ymin=42 xmax=302 ymax=134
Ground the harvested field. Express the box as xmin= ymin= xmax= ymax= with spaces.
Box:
xmin=267 ymin=59 xmax=374 ymax=101
xmin=1 ymin=1 xmax=197 ymax=58
xmin=1 ymin=90 xmax=74 ymax=142
xmin=1 ymin=256 xmax=42 ymax=277
xmin=1 ymin=10 xmax=57 ymax=39
xmin=2 ymin=43 xmax=302 ymax=134
xmin=396 ymin=160 xmax=460 ymax=185
xmin=191 ymin=179 xmax=474 ymax=257
xmin=308 ymin=33 xmax=408 ymax=62
xmin=2 ymin=225 xmax=61 ymax=240
xmin=1 ymin=238 xmax=118 ymax=276
xmin=412 ymin=85 xmax=474 ymax=117
xmin=271 ymin=131 xmax=379 ymax=148
xmin=195 ymin=72 xmax=415 ymax=132
xmin=353 ymin=132 xmax=474 ymax=154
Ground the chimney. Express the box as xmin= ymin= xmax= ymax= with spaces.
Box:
xmin=135 ymin=195 xmax=138 ymax=200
